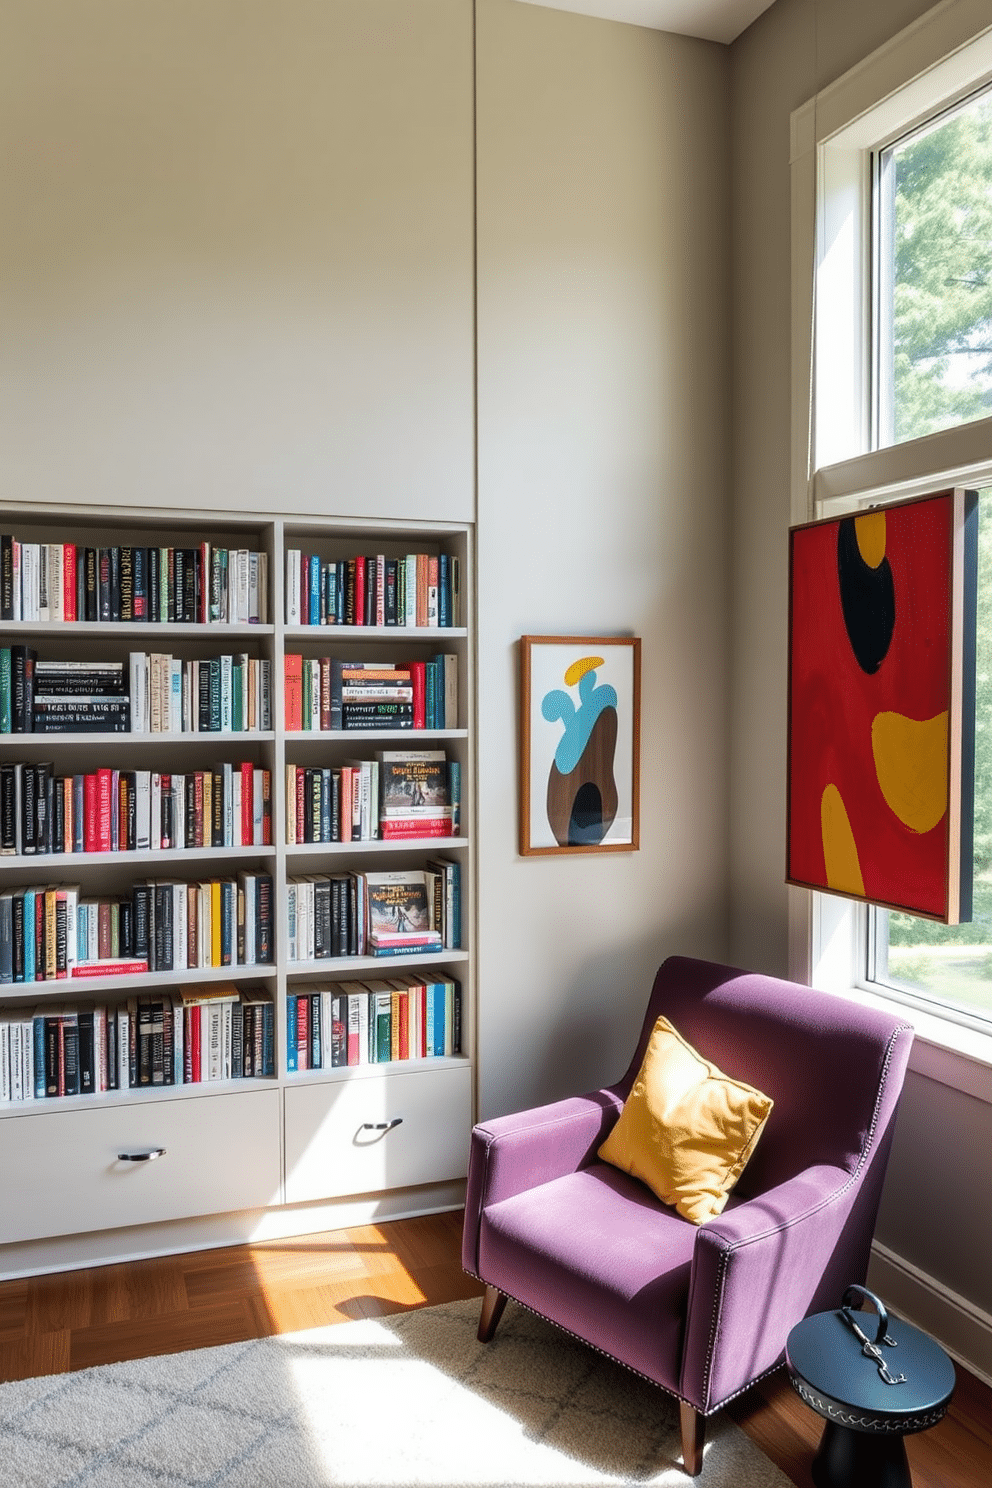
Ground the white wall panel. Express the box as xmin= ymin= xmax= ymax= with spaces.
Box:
xmin=0 ymin=0 xmax=475 ymax=522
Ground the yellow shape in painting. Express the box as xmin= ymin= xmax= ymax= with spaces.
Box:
xmin=564 ymin=655 xmax=604 ymax=687
xmin=821 ymin=784 xmax=865 ymax=897
xmin=855 ymin=511 xmax=887 ymax=569
xmin=871 ymin=710 xmax=948 ymax=835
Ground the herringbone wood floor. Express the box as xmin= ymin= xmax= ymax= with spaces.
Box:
xmin=0 ymin=1209 xmax=988 ymax=1488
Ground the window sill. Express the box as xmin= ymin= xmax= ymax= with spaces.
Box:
xmin=838 ymin=983 xmax=992 ymax=1106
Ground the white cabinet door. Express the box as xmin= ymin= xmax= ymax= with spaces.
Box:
xmin=284 ymin=1063 xmax=471 ymax=1204
xmin=0 ymin=1088 xmax=282 ymax=1244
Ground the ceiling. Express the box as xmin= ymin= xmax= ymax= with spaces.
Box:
xmin=513 ymin=0 xmax=777 ymax=46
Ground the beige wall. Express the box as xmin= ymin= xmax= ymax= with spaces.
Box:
xmin=0 ymin=0 xmax=475 ymax=522
xmin=475 ymin=0 xmax=731 ymax=1117
xmin=729 ymin=0 xmax=992 ymax=1365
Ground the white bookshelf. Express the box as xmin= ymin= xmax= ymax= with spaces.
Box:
xmin=0 ymin=501 xmax=474 ymax=1273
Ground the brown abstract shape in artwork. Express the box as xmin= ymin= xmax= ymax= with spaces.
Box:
xmin=546 ymin=706 xmax=619 ymax=846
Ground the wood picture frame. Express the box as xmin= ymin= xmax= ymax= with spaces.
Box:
xmin=786 ymin=488 xmax=978 ymax=923
xmin=519 ymin=635 xmax=640 ymax=856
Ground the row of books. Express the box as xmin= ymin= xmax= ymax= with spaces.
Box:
xmin=286 ymin=862 xmax=461 ymax=963
xmin=0 ymin=650 xmax=273 ymax=734
xmin=286 ymin=751 xmax=460 ymax=845
xmin=0 ymin=762 xmax=273 ymax=857
xmin=130 ymin=652 xmax=272 ymax=734
xmin=283 ymin=655 xmax=457 ymax=732
xmin=287 ymin=975 xmax=461 ymax=1071
xmin=0 ymin=873 xmax=275 ymax=983
xmin=285 ymin=550 xmax=460 ymax=629
xmin=0 ymin=536 xmax=269 ymax=625
xmin=0 ymin=985 xmax=274 ymax=1102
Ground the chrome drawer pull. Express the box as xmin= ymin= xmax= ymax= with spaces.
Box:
xmin=117 ymin=1148 xmax=166 ymax=1162
xmin=360 ymin=1119 xmax=403 ymax=1132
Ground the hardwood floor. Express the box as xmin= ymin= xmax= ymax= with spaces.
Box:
xmin=1 ymin=1209 xmax=989 ymax=1488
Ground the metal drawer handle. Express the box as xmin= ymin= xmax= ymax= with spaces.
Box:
xmin=360 ymin=1119 xmax=403 ymax=1132
xmin=118 ymin=1148 xmax=166 ymax=1162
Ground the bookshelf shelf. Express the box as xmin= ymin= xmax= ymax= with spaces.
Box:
xmin=0 ymin=501 xmax=474 ymax=1268
xmin=15 ymin=964 xmax=278 ymax=1001
xmin=3 ymin=845 xmax=278 ymax=869
xmin=0 ymin=622 xmax=276 ymax=639
xmin=0 ymin=733 xmax=276 ymax=754
xmin=283 ymin=625 xmax=468 ymax=642
xmin=284 ymin=728 xmax=468 ymax=742
xmin=285 ymin=837 xmax=467 ymax=858
xmin=285 ymin=948 xmax=470 ymax=977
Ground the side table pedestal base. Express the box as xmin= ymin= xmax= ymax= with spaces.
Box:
xmin=812 ymin=1421 xmax=911 ymax=1488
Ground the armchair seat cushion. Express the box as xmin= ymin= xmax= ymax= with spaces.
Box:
xmin=479 ymin=1160 xmax=697 ymax=1392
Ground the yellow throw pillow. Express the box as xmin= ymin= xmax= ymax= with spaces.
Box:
xmin=598 ymin=1015 xmax=773 ymax=1225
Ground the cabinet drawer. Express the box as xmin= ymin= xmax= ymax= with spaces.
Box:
xmin=284 ymin=1063 xmax=472 ymax=1205
xmin=0 ymin=1088 xmax=281 ymax=1245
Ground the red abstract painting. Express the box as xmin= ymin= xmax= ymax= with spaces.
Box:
xmin=787 ymin=489 xmax=976 ymax=922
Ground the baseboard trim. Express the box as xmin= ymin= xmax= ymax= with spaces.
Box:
xmin=0 ymin=1180 xmax=467 ymax=1282
xmin=869 ymin=1239 xmax=992 ymax=1388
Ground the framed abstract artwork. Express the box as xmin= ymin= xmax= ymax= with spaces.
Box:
xmin=787 ymin=488 xmax=978 ymax=922
xmin=519 ymin=635 xmax=640 ymax=856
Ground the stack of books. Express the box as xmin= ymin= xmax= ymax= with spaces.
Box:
xmin=33 ymin=657 xmax=129 ymax=734
xmin=377 ymin=750 xmax=458 ymax=839
xmin=365 ymin=869 xmax=443 ymax=956
xmin=0 ymin=651 xmax=130 ymax=735
xmin=282 ymin=654 xmax=457 ymax=732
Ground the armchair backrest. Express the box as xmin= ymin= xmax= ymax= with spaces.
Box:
xmin=620 ymin=956 xmax=913 ymax=1196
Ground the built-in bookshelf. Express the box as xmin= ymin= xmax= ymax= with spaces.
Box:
xmin=0 ymin=503 xmax=473 ymax=1264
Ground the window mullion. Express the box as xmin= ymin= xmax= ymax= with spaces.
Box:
xmin=873 ymin=147 xmax=896 ymax=450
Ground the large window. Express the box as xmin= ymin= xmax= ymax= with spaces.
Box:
xmin=869 ymin=86 xmax=992 ymax=1030
xmin=793 ymin=4 xmax=992 ymax=1035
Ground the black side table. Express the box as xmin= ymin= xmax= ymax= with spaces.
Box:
xmin=785 ymin=1287 xmax=955 ymax=1488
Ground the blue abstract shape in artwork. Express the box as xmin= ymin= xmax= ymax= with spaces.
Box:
xmin=541 ymin=668 xmax=618 ymax=775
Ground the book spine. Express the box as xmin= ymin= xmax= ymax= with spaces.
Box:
xmin=0 ymin=535 xmax=12 ymax=621
xmin=0 ymin=648 xmax=11 ymax=734
xmin=284 ymin=654 xmax=303 ymax=732
xmin=379 ymin=819 xmax=455 ymax=839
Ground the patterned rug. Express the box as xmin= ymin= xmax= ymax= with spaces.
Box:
xmin=0 ymin=1297 xmax=793 ymax=1487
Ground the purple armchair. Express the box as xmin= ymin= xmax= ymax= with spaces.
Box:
xmin=462 ymin=955 xmax=913 ymax=1476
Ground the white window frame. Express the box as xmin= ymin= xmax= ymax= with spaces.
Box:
xmin=790 ymin=0 xmax=992 ymax=1103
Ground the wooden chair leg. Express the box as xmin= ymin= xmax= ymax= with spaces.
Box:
xmin=477 ymin=1285 xmax=508 ymax=1342
xmin=679 ymin=1401 xmax=706 ymax=1477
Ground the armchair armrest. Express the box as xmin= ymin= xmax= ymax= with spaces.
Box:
xmin=461 ymin=1089 xmax=624 ymax=1276
xmin=681 ymin=1163 xmax=865 ymax=1412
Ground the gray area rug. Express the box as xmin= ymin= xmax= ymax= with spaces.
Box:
xmin=0 ymin=1296 xmax=793 ymax=1487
